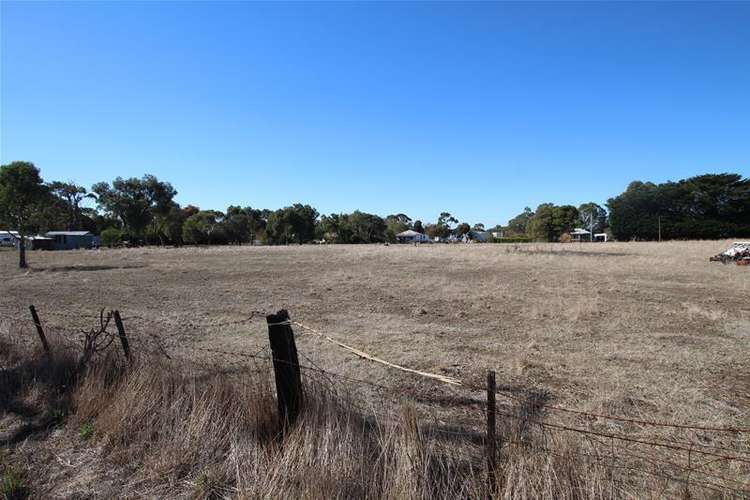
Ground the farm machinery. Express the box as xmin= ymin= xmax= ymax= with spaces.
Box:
xmin=710 ymin=242 xmax=750 ymax=266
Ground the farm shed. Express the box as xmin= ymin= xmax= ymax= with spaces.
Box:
xmin=0 ymin=231 xmax=53 ymax=250
xmin=396 ymin=230 xmax=431 ymax=243
xmin=0 ymin=230 xmax=19 ymax=247
xmin=46 ymin=231 xmax=99 ymax=250
xmin=26 ymin=236 xmax=54 ymax=250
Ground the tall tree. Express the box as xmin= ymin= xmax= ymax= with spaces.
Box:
xmin=577 ymin=202 xmax=608 ymax=236
xmin=435 ymin=212 xmax=458 ymax=238
xmin=607 ymin=174 xmax=750 ymax=240
xmin=92 ymin=175 xmax=177 ymax=242
xmin=182 ymin=210 xmax=226 ymax=245
xmin=527 ymin=204 xmax=579 ymax=242
xmin=0 ymin=162 xmax=49 ymax=268
xmin=49 ymin=181 xmax=94 ymax=230
xmin=528 ymin=204 xmax=556 ymax=242
xmin=506 ymin=207 xmax=534 ymax=236
xmin=384 ymin=213 xmax=412 ymax=242
xmin=455 ymin=222 xmax=471 ymax=236
xmin=266 ymin=204 xmax=318 ymax=244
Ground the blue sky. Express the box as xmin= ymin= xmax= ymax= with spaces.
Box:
xmin=1 ymin=2 xmax=748 ymax=227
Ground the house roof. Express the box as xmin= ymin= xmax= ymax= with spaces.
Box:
xmin=46 ymin=231 xmax=93 ymax=236
xmin=0 ymin=230 xmax=20 ymax=236
xmin=396 ymin=230 xmax=425 ymax=237
xmin=570 ymin=228 xmax=591 ymax=235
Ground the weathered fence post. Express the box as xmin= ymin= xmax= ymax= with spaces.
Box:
xmin=266 ymin=309 xmax=302 ymax=430
xmin=486 ymin=370 xmax=497 ymax=498
xmin=29 ymin=305 xmax=50 ymax=356
xmin=112 ymin=310 xmax=131 ymax=361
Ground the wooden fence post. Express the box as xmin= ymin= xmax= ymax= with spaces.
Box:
xmin=486 ymin=370 xmax=497 ymax=498
xmin=112 ymin=310 xmax=131 ymax=361
xmin=266 ymin=309 xmax=302 ymax=430
xmin=28 ymin=305 xmax=50 ymax=356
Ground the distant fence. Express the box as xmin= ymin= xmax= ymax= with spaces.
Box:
xmin=1 ymin=305 xmax=749 ymax=497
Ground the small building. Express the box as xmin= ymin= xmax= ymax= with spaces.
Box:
xmin=396 ymin=230 xmax=431 ymax=244
xmin=0 ymin=230 xmax=19 ymax=247
xmin=0 ymin=231 xmax=53 ymax=250
xmin=25 ymin=236 xmax=54 ymax=250
xmin=45 ymin=231 xmax=98 ymax=250
xmin=594 ymin=233 xmax=608 ymax=242
xmin=469 ymin=231 xmax=490 ymax=242
xmin=570 ymin=228 xmax=592 ymax=242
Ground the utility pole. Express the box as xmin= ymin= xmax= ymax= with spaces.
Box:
xmin=658 ymin=216 xmax=662 ymax=242
xmin=590 ymin=209 xmax=595 ymax=242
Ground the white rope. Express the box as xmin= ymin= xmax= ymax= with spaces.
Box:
xmin=291 ymin=320 xmax=463 ymax=386
xmin=266 ymin=320 xmax=292 ymax=327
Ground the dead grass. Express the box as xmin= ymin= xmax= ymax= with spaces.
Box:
xmin=0 ymin=340 xmax=627 ymax=498
xmin=1 ymin=240 xmax=749 ymax=497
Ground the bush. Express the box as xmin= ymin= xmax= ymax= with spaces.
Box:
xmin=101 ymin=228 xmax=122 ymax=247
xmin=78 ymin=422 xmax=94 ymax=440
xmin=490 ymin=236 xmax=532 ymax=243
xmin=1 ymin=466 xmax=29 ymax=500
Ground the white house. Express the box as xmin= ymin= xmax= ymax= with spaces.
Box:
xmin=396 ymin=230 xmax=431 ymax=243
xmin=570 ymin=228 xmax=592 ymax=242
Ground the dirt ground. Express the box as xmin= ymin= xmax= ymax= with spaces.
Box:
xmin=2 ymin=241 xmax=748 ymax=427
xmin=1 ymin=241 xmax=749 ymax=496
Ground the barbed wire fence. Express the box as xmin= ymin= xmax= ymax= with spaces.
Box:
xmin=0 ymin=305 xmax=748 ymax=497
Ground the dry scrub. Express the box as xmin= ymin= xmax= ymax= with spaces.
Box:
xmin=0 ymin=339 xmax=629 ymax=499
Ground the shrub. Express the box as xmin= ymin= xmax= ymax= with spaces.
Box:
xmin=490 ymin=236 xmax=532 ymax=243
xmin=1 ymin=466 xmax=29 ymax=500
xmin=78 ymin=422 xmax=94 ymax=440
xmin=101 ymin=227 xmax=122 ymax=247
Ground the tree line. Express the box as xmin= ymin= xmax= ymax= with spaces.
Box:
xmin=1 ymin=161 xmax=748 ymax=267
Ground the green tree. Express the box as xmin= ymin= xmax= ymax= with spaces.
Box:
xmin=435 ymin=212 xmax=458 ymax=238
xmin=607 ymin=174 xmax=750 ymax=240
xmin=92 ymin=175 xmax=177 ymax=243
xmin=266 ymin=204 xmax=318 ymax=244
xmin=101 ymin=227 xmax=122 ymax=247
xmin=49 ymin=181 xmax=94 ymax=230
xmin=413 ymin=220 xmax=424 ymax=234
xmin=224 ymin=208 xmax=251 ymax=244
xmin=384 ymin=213 xmax=412 ymax=242
xmin=528 ymin=204 xmax=555 ymax=241
xmin=527 ymin=204 xmax=579 ymax=242
xmin=348 ymin=211 xmax=386 ymax=243
xmin=182 ymin=210 xmax=226 ymax=245
xmin=577 ymin=202 xmax=608 ymax=236
xmin=0 ymin=161 xmax=49 ymax=268
xmin=552 ymin=205 xmax=579 ymax=238
xmin=455 ymin=222 xmax=471 ymax=236
xmin=506 ymin=207 xmax=534 ymax=236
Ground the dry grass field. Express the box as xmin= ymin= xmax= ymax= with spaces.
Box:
xmin=1 ymin=241 xmax=749 ymax=497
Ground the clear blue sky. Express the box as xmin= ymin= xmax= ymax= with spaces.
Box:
xmin=1 ymin=2 xmax=748 ymax=227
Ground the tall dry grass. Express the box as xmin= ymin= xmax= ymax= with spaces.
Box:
xmin=0 ymin=338 xmax=628 ymax=499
